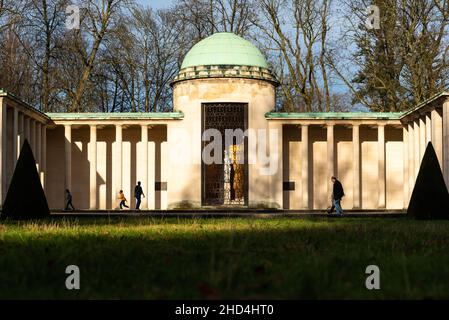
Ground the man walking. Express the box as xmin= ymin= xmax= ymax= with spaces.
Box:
xmin=65 ymin=189 xmax=75 ymax=211
xmin=327 ymin=176 xmax=345 ymax=215
xmin=134 ymin=181 xmax=145 ymax=210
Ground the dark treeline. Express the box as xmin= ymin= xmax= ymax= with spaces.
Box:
xmin=0 ymin=0 xmax=447 ymax=113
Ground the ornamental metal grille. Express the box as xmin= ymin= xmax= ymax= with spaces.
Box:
xmin=202 ymin=103 xmax=248 ymax=206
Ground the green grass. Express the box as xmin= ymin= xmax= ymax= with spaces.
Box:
xmin=1 ymin=216 xmax=449 ymax=299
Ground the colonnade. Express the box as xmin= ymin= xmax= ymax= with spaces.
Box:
xmin=63 ymin=124 xmax=152 ymax=210
xmin=298 ymin=123 xmax=391 ymax=210
xmin=0 ymin=96 xmax=47 ymax=204
xmin=403 ymin=98 xmax=449 ymax=197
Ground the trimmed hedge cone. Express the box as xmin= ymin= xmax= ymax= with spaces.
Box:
xmin=1 ymin=139 xmax=50 ymax=220
xmin=408 ymin=142 xmax=449 ymax=220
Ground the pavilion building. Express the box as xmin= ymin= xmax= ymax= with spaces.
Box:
xmin=0 ymin=32 xmax=448 ymax=211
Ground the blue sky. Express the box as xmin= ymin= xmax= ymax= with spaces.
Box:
xmin=137 ymin=0 xmax=175 ymax=9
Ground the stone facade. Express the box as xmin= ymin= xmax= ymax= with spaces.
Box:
xmin=1 ymin=88 xmax=448 ymax=211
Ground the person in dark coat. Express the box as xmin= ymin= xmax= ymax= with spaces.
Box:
xmin=65 ymin=189 xmax=75 ymax=211
xmin=327 ymin=176 xmax=345 ymax=215
xmin=134 ymin=181 xmax=145 ymax=210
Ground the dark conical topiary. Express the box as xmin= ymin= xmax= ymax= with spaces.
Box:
xmin=1 ymin=139 xmax=50 ymax=220
xmin=407 ymin=142 xmax=449 ymax=220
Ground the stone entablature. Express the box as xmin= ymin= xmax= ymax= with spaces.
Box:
xmin=172 ymin=65 xmax=279 ymax=86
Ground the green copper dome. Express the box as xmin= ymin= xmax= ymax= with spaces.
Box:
xmin=180 ymin=32 xmax=269 ymax=69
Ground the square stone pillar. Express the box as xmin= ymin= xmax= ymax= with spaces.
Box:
xmin=141 ymin=125 xmax=149 ymax=210
xmin=413 ymin=120 xmax=420 ymax=179
xmin=327 ymin=124 xmax=335 ymax=199
xmin=36 ymin=122 xmax=41 ymax=172
xmin=31 ymin=120 xmax=36 ymax=156
xmin=0 ymin=99 xmax=6 ymax=203
xmin=431 ymin=108 xmax=443 ymax=169
xmin=89 ymin=125 xmax=97 ymax=210
xmin=115 ymin=124 xmax=123 ymax=197
xmin=353 ymin=124 xmax=361 ymax=209
xmin=443 ymin=99 xmax=449 ymax=189
xmin=425 ymin=113 xmax=432 ymax=145
xmin=41 ymin=125 xmax=46 ymax=189
xmin=268 ymin=121 xmax=283 ymax=208
xmin=18 ymin=112 xmax=24 ymax=156
xmin=12 ymin=109 xmax=18 ymax=167
xmin=407 ymin=122 xmax=415 ymax=197
xmin=378 ymin=124 xmax=386 ymax=209
xmin=301 ymin=125 xmax=309 ymax=209
xmin=25 ymin=117 xmax=31 ymax=143
xmin=64 ymin=125 xmax=72 ymax=193
xmin=419 ymin=117 xmax=426 ymax=161
xmin=403 ymin=126 xmax=409 ymax=208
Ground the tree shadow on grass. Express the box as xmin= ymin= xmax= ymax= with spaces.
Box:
xmin=1 ymin=217 xmax=449 ymax=299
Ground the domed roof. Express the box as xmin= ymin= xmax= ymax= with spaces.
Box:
xmin=180 ymin=32 xmax=269 ymax=69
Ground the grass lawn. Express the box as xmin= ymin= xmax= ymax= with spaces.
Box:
xmin=1 ymin=216 xmax=449 ymax=299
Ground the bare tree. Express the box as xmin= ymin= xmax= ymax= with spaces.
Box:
xmin=70 ymin=0 xmax=130 ymax=112
xmin=173 ymin=0 xmax=255 ymax=42
xmin=11 ymin=0 xmax=68 ymax=111
xmin=0 ymin=0 xmax=25 ymax=32
xmin=336 ymin=0 xmax=449 ymax=111
xmin=254 ymin=0 xmax=334 ymax=112
xmin=0 ymin=26 xmax=35 ymax=102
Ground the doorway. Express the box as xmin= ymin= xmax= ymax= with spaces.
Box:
xmin=201 ymin=103 xmax=248 ymax=206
